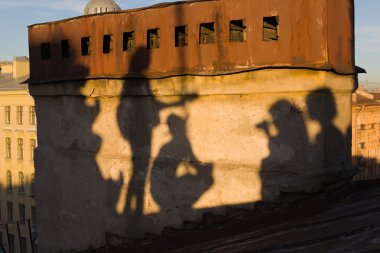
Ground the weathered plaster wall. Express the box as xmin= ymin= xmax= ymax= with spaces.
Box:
xmin=30 ymin=69 xmax=356 ymax=252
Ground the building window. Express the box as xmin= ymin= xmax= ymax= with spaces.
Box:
xmin=29 ymin=106 xmax=36 ymax=125
xmin=123 ymin=31 xmax=135 ymax=51
xmin=17 ymin=106 xmax=23 ymax=125
xmin=41 ymin=43 xmax=51 ymax=60
xmin=17 ymin=138 xmax=24 ymax=160
xmin=30 ymin=139 xmax=36 ymax=161
xmin=103 ymin=34 xmax=113 ymax=54
xmin=175 ymin=25 xmax=188 ymax=47
xmin=61 ymin=39 xmax=70 ymax=58
xmin=6 ymin=138 xmax=11 ymax=159
xmin=5 ymin=106 xmax=10 ymax=124
xmin=20 ymin=237 xmax=27 ymax=253
xmin=263 ymin=16 xmax=279 ymax=41
xmin=9 ymin=234 xmax=15 ymax=253
xmin=19 ymin=172 xmax=25 ymax=193
xmin=230 ymin=19 xmax=247 ymax=42
xmin=7 ymin=171 xmax=12 ymax=191
xmin=81 ymin=36 xmax=91 ymax=56
xmin=19 ymin=204 xmax=26 ymax=224
xmin=31 ymin=206 xmax=36 ymax=229
xmin=31 ymin=173 xmax=35 ymax=195
xmin=200 ymin=22 xmax=215 ymax=44
xmin=147 ymin=28 xmax=160 ymax=49
xmin=7 ymin=202 xmax=13 ymax=222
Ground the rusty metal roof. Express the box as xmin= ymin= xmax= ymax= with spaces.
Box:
xmin=28 ymin=0 xmax=357 ymax=84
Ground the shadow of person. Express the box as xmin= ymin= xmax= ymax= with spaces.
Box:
xmin=306 ymin=89 xmax=347 ymax=173
xmin=150 ymin=114 xmax=214 ymax=215
xmin=32 ymin=62 xmax=114 ymax=249
xmin=117 ymin=47 xmax=197 ymax=218
xmin=257 ymin=100 xmax=309 ymax=201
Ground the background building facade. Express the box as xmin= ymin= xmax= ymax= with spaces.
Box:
xmin=0 ymin=58 xmax=36 ymax=253
xmin=352 ymin=86 xmax=380 ymax=180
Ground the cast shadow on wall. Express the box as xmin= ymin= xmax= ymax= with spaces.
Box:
xmin=31 ymin=44 xmax=356 ymax=250
xmin=115 ymin=47 xmax=213 ymax=221
xmin=258 ymin=88 xmax=353 ymax=201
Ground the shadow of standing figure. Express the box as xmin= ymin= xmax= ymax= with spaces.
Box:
xmin=257 ymin=100 xmax=309 ymax=201
xmin=151 ymin=114 xmax=214 ymax=214
xmin=117 ymin=47 xmax=197 ymax=217
xmin=306 ymin=88 xmax=351 ymax=178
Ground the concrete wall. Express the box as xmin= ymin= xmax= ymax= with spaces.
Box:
xmin=30 ymin=68 xmax=356 ymax=252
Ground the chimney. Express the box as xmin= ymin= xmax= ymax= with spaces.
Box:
xmin=12 ymin=56 xmax=30 ymax=79
xmin=0 ymin=61 xmax=13 ymax=74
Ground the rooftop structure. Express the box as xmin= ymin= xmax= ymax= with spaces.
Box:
xmin=0 ymin=57 xmax=29 ymax=89
xmin=28 ymin=0 xmax=360 ymax=252
xmin=84 ymin=0 xmax=121 ymax=15
xmin=29 ymin=0 xmax=356 ymax=83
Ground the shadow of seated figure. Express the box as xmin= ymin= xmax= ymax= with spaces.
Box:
xmin=117 ymin=47 xmax=198 ymax=217
xmin=257 ymin=100 xmax=309 ymax=201
xmin=151 ymin=114 xmax=214 ymax=216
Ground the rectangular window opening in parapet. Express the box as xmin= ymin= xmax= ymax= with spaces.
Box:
xmin=61 ymin=39 xmax=70 ymax=58
xmin=103 ymin=34 xmax=113 ymax=54
xmin=123 ymin=31 xmax=135 ymax=51
xmin=175 ymin=25 xmax=188 ymax=47
xmin=81 ymin=36 xmax=91 ymax=56
xmin=40 ymin=43 xmax=51 ymax=60
xmin=147 ymin=29 xmax=160 ymax=49
xmin=230 ymin=19 xmax=247 ymax=42
xmin=199 ymin=22 xmax=215 ymax=44
xmin=263 ymin=16 xmax=279 ymax=41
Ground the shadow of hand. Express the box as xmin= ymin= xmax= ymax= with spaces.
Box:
xmin=256 ymin=120 xmax=270 ymax=135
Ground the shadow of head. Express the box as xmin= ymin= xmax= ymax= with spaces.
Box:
xmin=167 ymin=114 xmax=187 ymax=136
xmin=129 ymin=47 xmax=151 ymax=74
xmin=307 ymin=88 xmax=337 ymax=122
xmin=270 ymin=100 xmax=295 ymax=125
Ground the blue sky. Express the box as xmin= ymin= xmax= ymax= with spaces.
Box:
xmin=0 ymin=0 xmax=378 ymax=86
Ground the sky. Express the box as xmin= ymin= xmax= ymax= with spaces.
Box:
xmin=0 ymin=0 xmax=379 ymax=86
